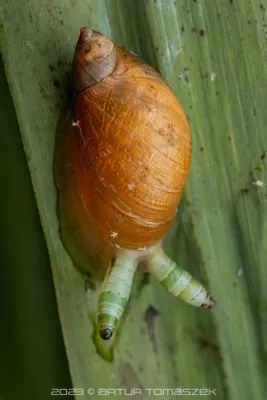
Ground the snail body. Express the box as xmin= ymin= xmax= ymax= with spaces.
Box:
xmin=55 ymin=28 xmax=214 ymax=341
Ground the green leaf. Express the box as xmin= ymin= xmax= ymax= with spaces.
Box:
xmin=0 ymin=55 xmax=72 ymax=400
xmin=1 ymin=1 xmax=266 ymax=399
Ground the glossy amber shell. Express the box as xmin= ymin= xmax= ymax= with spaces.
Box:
xmin=55 ymin=45 xmax=191 ymax=277
xmin=71 ymin=47 xmax=191 ymax=250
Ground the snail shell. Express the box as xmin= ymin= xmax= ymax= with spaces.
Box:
xmin=71 ymin=28 xmax=191 ymax=252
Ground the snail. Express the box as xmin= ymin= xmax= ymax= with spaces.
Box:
xmin=55 ymin=27 xmax=215 ymax=342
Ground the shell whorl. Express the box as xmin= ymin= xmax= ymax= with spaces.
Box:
xmin=72 ymin=27 xmax=117 ymax=92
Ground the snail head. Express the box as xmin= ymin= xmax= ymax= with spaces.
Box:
xmin=72 ymin=27 xmax=117 ymax=92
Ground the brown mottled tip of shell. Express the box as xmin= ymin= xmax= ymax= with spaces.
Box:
xmin=201 ymin=296 xmax=216 ymax=309
xmin=73 ymin=27 xmax=116 ymax=92
xmin=78 ymin=27 xmax=93 ymax=45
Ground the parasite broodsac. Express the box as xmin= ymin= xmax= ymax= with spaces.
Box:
xmin=55 ymin=27 xmax=215 ymax=345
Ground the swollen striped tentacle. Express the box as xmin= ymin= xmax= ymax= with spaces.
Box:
xmin=98 ymin=255 xmax=138 ymax=340
xmin=146 ymin=247 xmax=215 ymax=308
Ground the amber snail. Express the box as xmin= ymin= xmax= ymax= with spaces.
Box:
xmin=55 ymin=27 xmax=215 ymax=342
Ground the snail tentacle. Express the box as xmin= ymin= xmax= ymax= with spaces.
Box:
xmin=98 ymin=255 xmax=138 ymax=340
xmin=147 ymin=247 xmax=215 ymax=308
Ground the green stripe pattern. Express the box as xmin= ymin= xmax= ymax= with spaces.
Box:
xmin=98 ymin=256 xmax=138 ymax=339
xmin=147 ymin=247 xmax=214 ymax=308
